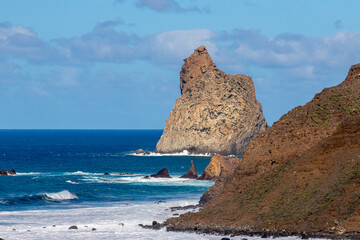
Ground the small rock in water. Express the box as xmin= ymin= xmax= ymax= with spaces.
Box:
xmin=144 ymin=150 xmax=151 ymax=155
xmin=152 ymin=221 xmax=158 ymax=226
xmin=154 ymin=200 xmax=166 ymax=204
xmin=173 ymin=213 xmax=179 ymax=216
xmin=43 ymin=226 xmax=46 ymax=228
xmin=221 ymin=238 xmax=230 ymax=240
xmin=135 ymin=149 xmax=144 ymax=154
xmin=104 ymin=173 xmax=109 ymax=175
xmin=52 ymin=225 xmax=56 ymax=227
xmin=12 ymin=229 xmax=16 ymax=231
xmin=119 ymin=223 xmax=124 ymax=226
xmin=92 ymin=228 xmax=97 ymax=231
xmin=69 ymin=225 xmax=78 ymax=230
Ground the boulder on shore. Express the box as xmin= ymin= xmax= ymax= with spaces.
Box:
xmin=0 ymin=169 xmax=16 ymax=175
xmin=145 ymin=168 xmax=171 ymax=178
xmin=180 ymin=160 xmax=198 ymax=179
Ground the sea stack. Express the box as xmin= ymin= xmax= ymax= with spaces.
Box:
xmin=155 ymin=46 xmax=267 ymax=156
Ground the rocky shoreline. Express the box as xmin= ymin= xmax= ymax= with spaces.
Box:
xmin=164 ymin=224 xmax=360 ymax=239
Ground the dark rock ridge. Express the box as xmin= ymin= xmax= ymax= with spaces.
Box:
xmin=165 ymin=63 xmax=360 ymax=237
xmin=155 ymin=46 xmax=268 ymax=156
xmin=145 ymin=168 xmax=171 ymax=178
xmin=0 ymin=169 xmax=16 ymax=175
xmin=180 ymin=160 xmax=198 ymax=179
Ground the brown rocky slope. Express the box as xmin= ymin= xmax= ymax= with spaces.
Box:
xmin=155 ymin=46 xmax=268 ymax=156
xmin=165 ymin=64 xmax=360 ymax=238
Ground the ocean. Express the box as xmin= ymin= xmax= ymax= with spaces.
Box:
xmin=0 ymin=130 xmax=305 ymax=239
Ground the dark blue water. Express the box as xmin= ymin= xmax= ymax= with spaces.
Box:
xmin=0 ymin=130 xmax=212 ymax=211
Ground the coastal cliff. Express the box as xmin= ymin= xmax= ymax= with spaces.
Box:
xmin=165 ymin=64 xmax=360 ymax=238
xmin=154 ymin=46 xmax=268 ymax=156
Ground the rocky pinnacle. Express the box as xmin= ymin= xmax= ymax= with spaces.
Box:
xmin=154 ymin=46 xmax=268 ymax=156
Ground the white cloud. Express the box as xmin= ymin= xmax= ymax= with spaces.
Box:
xmin=141 ymin=29 xmax=217 ymax=64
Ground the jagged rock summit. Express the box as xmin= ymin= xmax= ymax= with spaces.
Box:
xmin=180 ymin=160 xmax=198 ymax=179
xmin=155 ymin=46 xmax=268 ymax=156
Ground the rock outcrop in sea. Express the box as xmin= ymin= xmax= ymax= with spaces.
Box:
xmin=145 ymin=168 xmax=171 ymax=178
xmin=0 ymin=169 xmax=16 ymax=175
xmin=155 ymin=46 xmax=268 ymax=156
xmin=165 ymin=64 xmax=360 ymax=238
xmin=180 ymin=160 xmax=198 ymax=179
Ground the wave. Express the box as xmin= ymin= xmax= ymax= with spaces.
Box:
xmin=81 ymin=175 xmax=214 ymax=187
xmin=0 ymin=190 xmax=78 ymax=206
xmin=64 ymin=171 xmax=103 ymax=176
xmin=130 ymin=150 xmax=212 ymax=157
xmin=66 ymin=180 xmax=81 ymax=184
xmin=15 ymin=172 xmax=42 ymax=176
xmin=42 ymin=190 xmax=78 ymax=200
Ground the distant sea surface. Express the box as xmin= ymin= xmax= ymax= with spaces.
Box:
xmin=0 ymin=130 xmax=304 ymax=240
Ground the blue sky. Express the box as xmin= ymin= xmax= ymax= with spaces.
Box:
xmin=1 ymin=0 xmax=360 ymax=129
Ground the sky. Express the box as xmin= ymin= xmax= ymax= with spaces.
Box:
xmin=1 ymin=0 xmax=360 ymax=129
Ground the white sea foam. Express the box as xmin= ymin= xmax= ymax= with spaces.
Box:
xmin=0 ymin=198 xmax=306 ymax=240
xmin=16 ymin=172 xmax=42 ymax=176
xmin=130 ymin=150 xmax=212 ymax=157
xmin=63 ymin=171 xmax=105 ymax=176
xmin=66 ymin=180 xmax=81 ymax=184
xmin=43 ymin=190 xmax=78 ymax=200
xmin=81 ymin=175 xmax=214 ymax=187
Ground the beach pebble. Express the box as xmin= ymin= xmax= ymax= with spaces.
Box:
xmin=69 ymin=225 xmax=78 ymax=230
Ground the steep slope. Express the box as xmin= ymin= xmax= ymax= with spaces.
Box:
xmin=165 ymin=64 xmax=360 ymax=238
xmin=155 ymin=46 xmax=267 ymax=156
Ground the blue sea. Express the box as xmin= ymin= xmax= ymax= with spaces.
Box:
xmin=0 ymin=130 xmax=304 ymax=240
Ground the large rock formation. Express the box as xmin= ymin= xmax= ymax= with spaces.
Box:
xmin=155 ymin=46 xmax=267 ymax=156
xmin=165 ymin=64 xmax=360 ymax=238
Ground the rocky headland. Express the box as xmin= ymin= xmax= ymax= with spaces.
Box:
xmin=155 ymin=46 xmax=268 ymax=156
xmin=164 ymin=64 xmax=360 ymax=238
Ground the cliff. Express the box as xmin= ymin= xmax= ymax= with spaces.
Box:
xmin=155 ymin=46 xmax=268 ymax=156
xmin=165 ymin=64 xmax=360 ymax=238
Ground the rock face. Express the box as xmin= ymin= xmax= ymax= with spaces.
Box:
xmin=155 ymin=46 xmax=268 ymax=156
xmin=198 ymin=154 xmax=238 ymax=180
xmin=180 ymin=160 xmax=198 ymax=179
xmin=165 ymin=64 xmax=360 ymax=237
xmin=197 ymin=154 xmax=240 ymax=204
xmin=0 ymin=169 xmax=16 ymax=175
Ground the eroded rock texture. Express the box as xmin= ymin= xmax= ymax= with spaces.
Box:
xmin=155 ymin=46 xmax=267 ymax=156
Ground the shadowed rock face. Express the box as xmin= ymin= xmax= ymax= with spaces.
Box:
xmin=165 ymin=64 xmax=360 ymax=237
xmin=180 ymin=160 xmax=198 ymax=179
xmin=155 ymin=46 xmax=268 ymax=156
